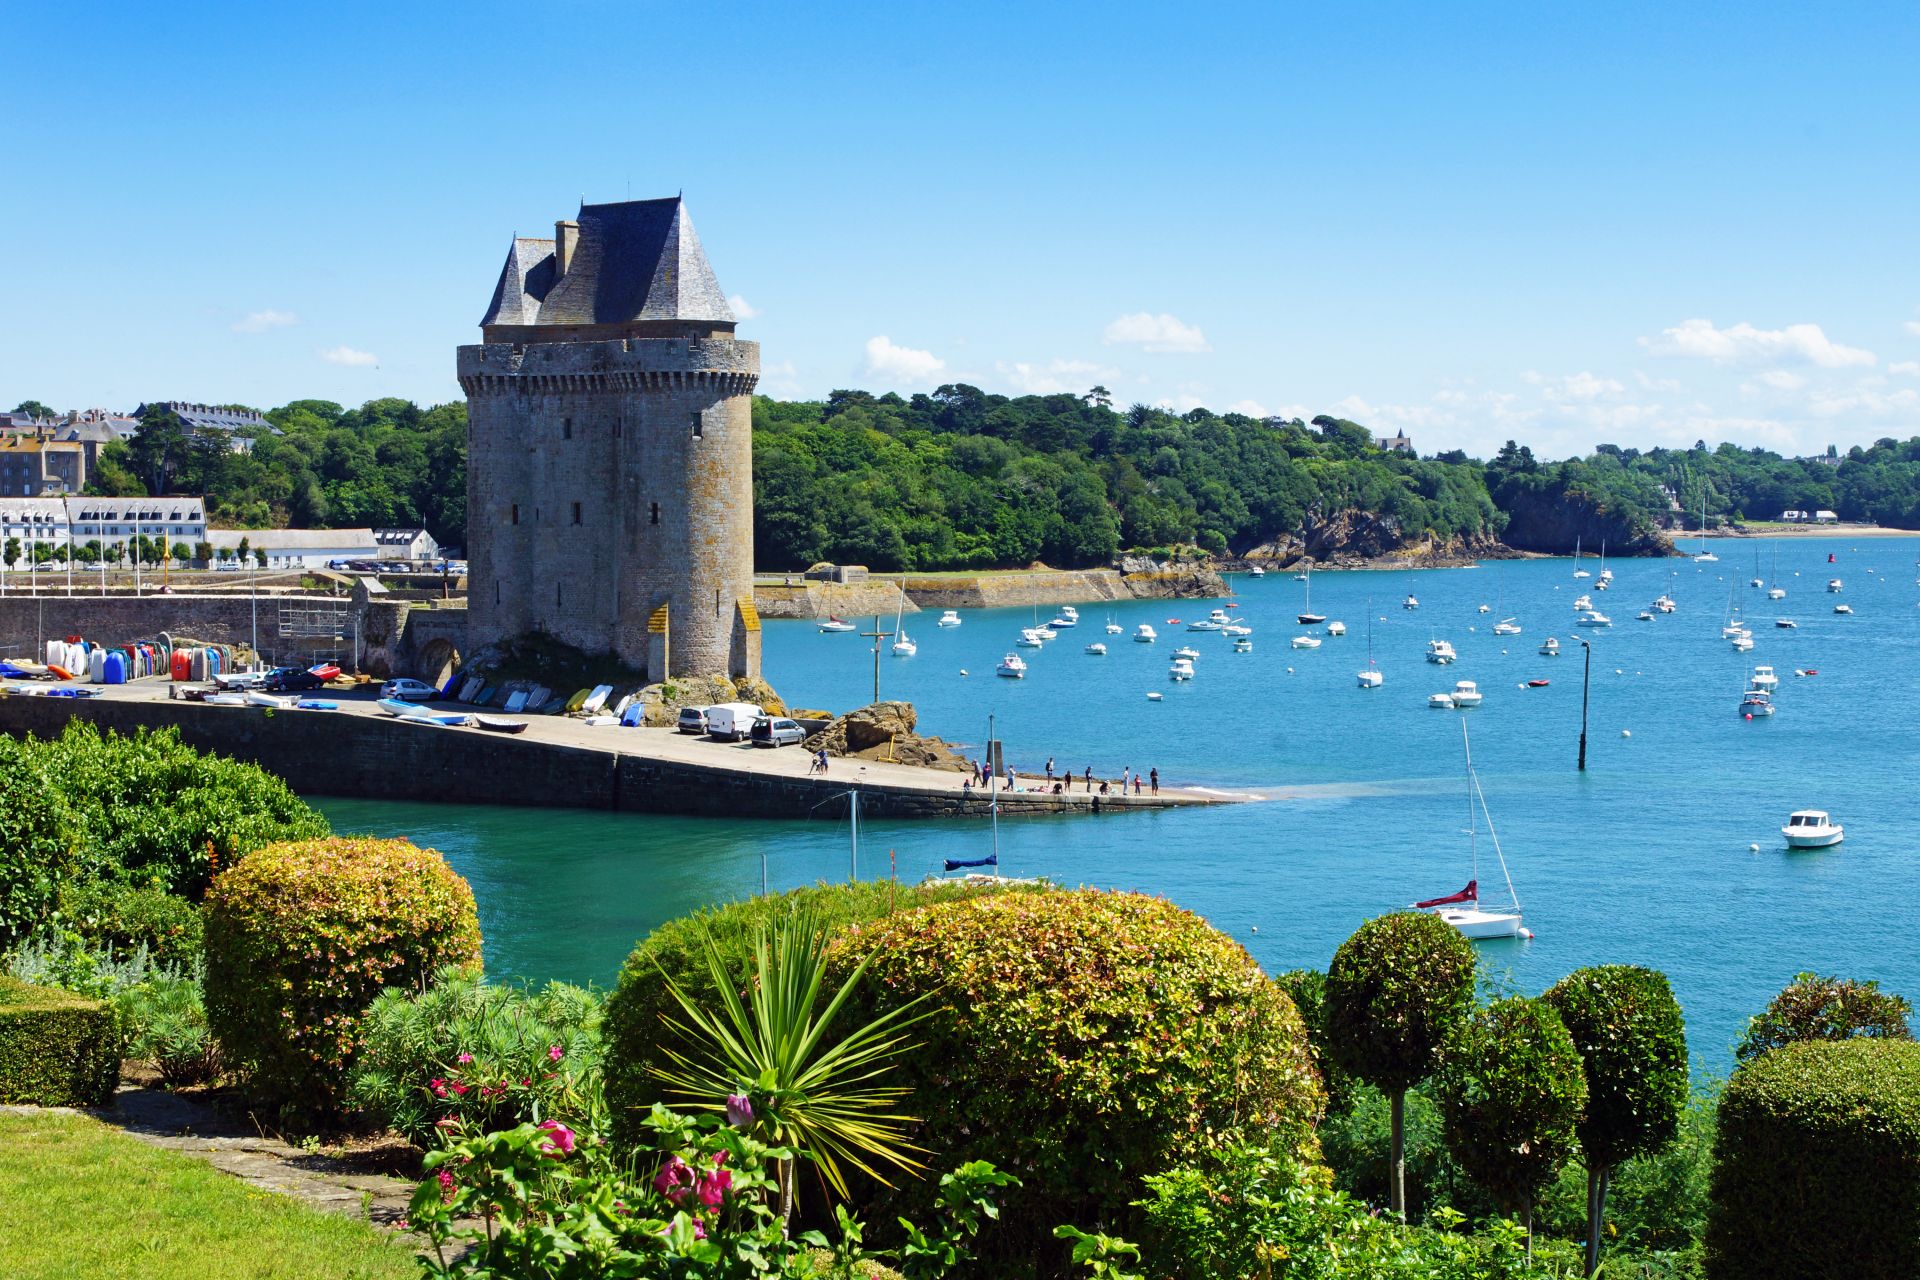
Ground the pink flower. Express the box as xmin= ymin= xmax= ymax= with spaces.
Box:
xmin=696 ymin=1165 xmax=731 ymax=1209
xmin=450 ymin=1082 xmax=469 ymax=1096
xmin=537 ymin=1120 xmax=576 ymax=1157
xmin=429 ymin=1078 xmax=447 ymax=1098
xmin=693 ymin=1219 xmax=706 ymax=1240
xmin=547 ymin=1044 xmax=564 ymax=1062
xmin=436 ymin=1168 xmax=457 ymax=1199
xmin=653 ymin=1155 xmax=694 ymax=1205
xmin=456 ymin=1052 xmax=473 ymax=1065
xmin=724 ymin=1093 xmax=753 ymax=1128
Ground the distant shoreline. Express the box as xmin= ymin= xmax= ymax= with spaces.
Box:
xmin=1676 ymin=523 xmax=1920 ymax=541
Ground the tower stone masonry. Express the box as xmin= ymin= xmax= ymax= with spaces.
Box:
xmin=458 ymin=198 xmax=761 ymax=680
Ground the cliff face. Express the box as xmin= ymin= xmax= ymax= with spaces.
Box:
xmin=1495 ymin=493 xmax=1676 ymax=557
xmin=1113 ymin=554 xmax=1230 ymax=598
xmin=1237 ymin=510 xmax=1510 ymax=569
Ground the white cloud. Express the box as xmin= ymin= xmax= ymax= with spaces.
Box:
xmin=1225 ymin=399 xmax=1271 ymax=417
xmin=994 ymin=358 xmax=1120 ymax=396
xmin=1891 ymin=361 xmax=1920 ymax=377
xmin=863 ymin=335 xmax=945 ymax=386
xmin=727 ymin=294 xmax=760 ymax=320
xmin=1102 ymin=312 xmax=1210 ymax=353
xmin=1805 ymin=385 xmax=1920 ymax=419
xmin=1153 ymin=394 xmax=1209 ymax=414
xmin=1642 ymin=318 xmax=1875 ymax=368
xmin=233 ymin=309 xmax=298 ymax=333
xmin=1524 ymin=370 xmax=1626 ymax=402
xmin=318 ymin=345 xmax=379 ymax=367
xmin=1634 ymin=371 xmax=1683 ymax=393
xmin=1905 ymin=320 xmax=1920 ymax=337
xmin=1756 ymin=370 xmax=1808 ymax=391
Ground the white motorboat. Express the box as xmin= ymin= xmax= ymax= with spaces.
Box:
xmin=1209 ymin=607 xmax=1233 ymax=624
xmin=1654 ymin=595 xmax=1677 ymax=613
xmin=1539 ymin=636 xmax=1560 ymax=656
xmin=1248 ymin=566 xmax=1265 ymax=578
xmin=1034 ymin=625 xmax=1058 ymax=640
xmin=1016 ymin=628 xmax=1045 ymax=647
xmin=1775 ymin=619 xmax=1797 ymax=628
xmin=1222 ymin=623 xmax=1253 ymax=636
xmin=1828 ymin=578 xmax=1844 ymax=592
xmin=1146 ymin=691 xmax=1163 ymax=701
xmin=1174 ymin=645 xmax=1201 ymax=660
xmin=1084 ymin=642 xmax=1107 ymax=656
xmin=1731 ymin=633 xmax=1755 ymax=652
xmin=1404 ymin=594 xmax=1420 ymax=610
xmin=1428 ymin=692 xmax=1456 ymax=709
xmin=1576 ymin=610 xmax=1612 ymax=628
xmin=1105 ymin=618 xmax=1123 ymax=635
xmin=1061 ymin=606 xmax=1079 ymax=622
xmin=1326 ymin=620 xmax=1347 ymax=636
xmin=1721 ymin=619 xmax=1747 ymax=638
xmin=1782 ymin=809 xmax=1844 ymax=848
xmin=1168 ymin=658 xmax=1195 ymax=681
xmin=1417 ymin=720 xmax=1526 ymax=941
xmin=1133 ymin=623 xmax=1157 ymax=643
xmin=1492 ymin=618 xmax=1521 ymax=636
xmin=1049 ymin=615 xmax=1076 ymax=629
xmin=1234 ymin=637 xmax=1253 ymax=653
xmin=1835 ymin=603 xmax=1854 ymax=615
xmin=1768 ymin=586 xmax=1786 ymax=600
xmin=937 ymin=610 xmax=962 ymax=627
xmin=1426 ymin=639 xmax=1457 ymax=664
xmin=1292 ymin=635 xmax=1322 ymax=649
xmin=1750 ymin=665 xmax=1779 ymax=689
xmin=818 ymin=616 xmax=856 ymax=633
xmin=1450 ymin=680 xmax=1484 ymax=707
xmin=996 ymin=653 xmax=1027 ymax=679
xmin=1477 ymin=603 xmax=1491 ymax=613
xmin=1637 ymin=610 xmax=1654 ymax=621
xmin=1187 ymin=618 xmax=1223 ymax=632
xmin=1573 ymin=594 xmax=1594 ymax=611
xmin=1739 ymin=687 xmax=1773 ymax=716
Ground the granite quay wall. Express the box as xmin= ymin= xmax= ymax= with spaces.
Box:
xmin=897 ymin=569 xmax=1137 ymax=610
xmin=0 ymin=695 xmax=1193 ymax=820
xmin=754 ymin=580 xmax=916 ymax=620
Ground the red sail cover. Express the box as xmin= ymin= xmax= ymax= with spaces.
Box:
xmin=1416 ymin=880 xmax=1477 ymax=909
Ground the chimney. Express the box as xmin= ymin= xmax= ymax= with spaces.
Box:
xmin=555 ymin=220 xmax=579 ymax=276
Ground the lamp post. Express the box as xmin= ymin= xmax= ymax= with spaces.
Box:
xmin=1577 ymin=637 xmax=1592 ymax=772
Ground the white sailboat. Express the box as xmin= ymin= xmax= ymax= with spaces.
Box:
xmin=890 ymin=591 xmax=916 ymax=656
xmin=1297 ymin=562 xmax=1326 ymax=625
xmin=1572 ymin=536 xmax=1590 ymax=578
xmin=1356 ymin=602 xmax=1384 ymax=688
xmin=1767 ymin=544 xmax=1786 ymax=599
xmin=1416 ymin=720 xmax=1527 ymax=941
xmin=1693 ymin=484 xmax=1718 ymax=561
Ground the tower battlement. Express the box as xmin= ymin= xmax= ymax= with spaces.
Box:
xmin=461 ymin=198 xmax=761 ymax=682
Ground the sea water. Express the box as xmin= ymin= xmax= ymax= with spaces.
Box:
xmin=316 ymin=537 xmax=1920 ymax=1073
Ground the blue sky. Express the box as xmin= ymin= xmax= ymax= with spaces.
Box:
xmin=7 ymin=1 xmax=1918 ymax=459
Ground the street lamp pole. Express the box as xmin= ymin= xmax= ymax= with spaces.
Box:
xmin=1577 ymin=638 xmax=1592 ymax=772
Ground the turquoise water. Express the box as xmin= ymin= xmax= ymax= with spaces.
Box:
xmin=315 ymin=537 xmax=1920 ymax=1074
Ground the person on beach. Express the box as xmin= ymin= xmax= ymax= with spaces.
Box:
xmin=1005 ymin=763 xmax=1017 ymax=791
xmin=1083 ymin=765 xmax=1093 ymax=792
xmin=1150 ymin=767 xmax=1159 ymax=794
xmin=1045 ymin=757 xmax=1055 ymax=782
xmin=816 ymin=749 xmax=830 ymax=776
xmin=1133 ymin=773 xmax=1143 ymax=795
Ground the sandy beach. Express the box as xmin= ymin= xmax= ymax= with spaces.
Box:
xmin=1688 ymin=523 xmax=1920 ymax=541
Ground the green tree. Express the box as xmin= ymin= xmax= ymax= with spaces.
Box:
xmin=1432 ymin=997 xmax=1587 ymax=1249
xmin=1543 ymin=966 xmax=1689 ymax=1274
xmin=254 ymin=547 xmax=267 ymax=568
xmin=2 ymin=537 xmax=18 ymax=572
xmin=1736 ymin=973 xmax=1912 ymax=1063
xmin=171 ymin=541 xmax=192 ymax=565
xmin=11 ymin=400 xmax=54 ymax=420
xmin=1324 ymin=912 xmax=1478 ymax=1219
xmin=193 ymin=540 xmax=213 ymax=564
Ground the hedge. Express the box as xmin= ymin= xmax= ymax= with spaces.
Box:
xmin=824 ymin=890 xmax=1322 ymax=1274
xmin=0 ymin=975 xmax=121 ymax=1107
xmin=602 ymin=878 xmax=1049 ymax=1149
xmin=204 ymin=838 xmax=482 ymax=1119
xmin=1704 ymin=1038 xmax=1920 ymax=1279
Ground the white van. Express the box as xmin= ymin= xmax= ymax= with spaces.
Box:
xmin=704 ymin=702 xmax=763 ymax=742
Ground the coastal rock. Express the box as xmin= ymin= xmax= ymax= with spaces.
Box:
xmin=1496 ymin=492 xmax=1676 ymax=557
xmin=641 ymin=673 xmax=789 ymax=726
xmin=1235 ymin=509 xmax=1514 ymax=570
xmin=1116 ymin=553 xmax=1229 ymax=599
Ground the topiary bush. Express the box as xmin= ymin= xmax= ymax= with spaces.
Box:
xmin=603 ymin=878 xmax=1049 ymax=1149
xmin=1704 ymin=1038 xmax=1920 ymax=1280
xmin=1432 ymin=996 xmax=1587 ymax=1237
xmin=823 ymin=889 xmax=1322 ymax=1275
xmin=0 ymin=974 xmax=121 ymax=1106
xmin=1735 ymin=972 xmax=1912 ymax=1063
xmin=1324 ymin=911 xmax=1478 ymax=1218
xmin=204 ymin=837 xmax=482 ymax=1120
xmin=347 ymin=965 xmax=604 ymax=1146
xmin=1542 ymin=964 xmax=1689 ymax=1274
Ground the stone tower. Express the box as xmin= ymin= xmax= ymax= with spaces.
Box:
xmin=458 ymin=198 xmax=761 ymax=681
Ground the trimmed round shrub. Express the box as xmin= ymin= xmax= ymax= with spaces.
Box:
xmin=1704 ymin=1038 xmax=1920 ymax=1279
xmin=1324 ymin=912 xmax=1478 ymax=1095
xmin=824 ymin=890 xmax=1322 ymax=1271
xmin=603 ymin=878 xmax=1050 ymax=1148
xmin=1543 ymin=965 xmax=1689 ymax=1169
xmin=1736 ymin=971 xmax=1912 ymax=1063
xmin=204 ymin=837 xmax=481 ymax=1118
xmin=1432 ymin=996 xmax=1587 ymax=1225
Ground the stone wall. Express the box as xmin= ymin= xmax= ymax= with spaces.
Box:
xmin=754 ymin=580 xmax=917 ymax=620
xmin=0 ymin=695 xmax=1185 ymax=820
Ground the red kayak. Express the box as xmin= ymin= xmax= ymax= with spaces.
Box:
xmin=1527 ymin=679 xmax=1551 ymax=687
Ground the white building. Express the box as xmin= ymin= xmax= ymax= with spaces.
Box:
xmin=374 ymin=527 xmax=440 ymax=561
xmin=208 ymin=527 xmax=380 ymax=569
xmin=0 ymin=496 xmax=207 ymax=560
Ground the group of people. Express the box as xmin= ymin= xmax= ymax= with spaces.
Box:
xmin=962 ymin=754 xmax=1158 ymax=797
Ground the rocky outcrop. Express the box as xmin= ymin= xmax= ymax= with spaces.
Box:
xmin=1114 ymin=554 xmax=1229 ymax=599
xmin=1495 ymin=495 xmax=1676 ymax=558
xmin=801 ymin=700 xmax=972 ymax=772
xmin=1236 ymin=510 xmax=1515 ymax=569
xmin=641 ymin=673 xmax=789 ymax=727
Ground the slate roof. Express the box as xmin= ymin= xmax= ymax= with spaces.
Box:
xmin=481 ymin=197 xmax=734 ymax=329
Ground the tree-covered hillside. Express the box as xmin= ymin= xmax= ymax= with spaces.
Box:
xmin=59 ymin=388 xmax=1920 ymax=566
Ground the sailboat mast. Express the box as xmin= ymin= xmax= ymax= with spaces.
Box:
xmin=850 ymin=789 xmax=859 ymax=881
xmin=1462 ymin=720 xmax=1521 ymax=910
xmin=1461 ymin=720 xmax=1480 ymax=886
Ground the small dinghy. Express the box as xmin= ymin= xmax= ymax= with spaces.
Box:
xmin=474 ymin=715 xmax=528 ymax=734
xmin=293 ymin=699 xmax=339 ymax=710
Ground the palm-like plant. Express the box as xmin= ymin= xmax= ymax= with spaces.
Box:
xmin=652 ymin=910 xmax=934 ymax=1227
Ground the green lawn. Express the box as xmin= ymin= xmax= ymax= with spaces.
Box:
xmin=0 ymin=1112 xmax=416 ymax=1280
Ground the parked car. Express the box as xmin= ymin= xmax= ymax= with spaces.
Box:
xmin=263 ymin=668 xmax=325 ymax=693
xmin=750 ymin=716 xmax=807 ymax=748
xmin=703 ymin=702 xmax=762 ymax=742
xmin=381 ymin=677 xmax=438 ymax=701
xmin=676 ymin=706 xmax=710 ymax=735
